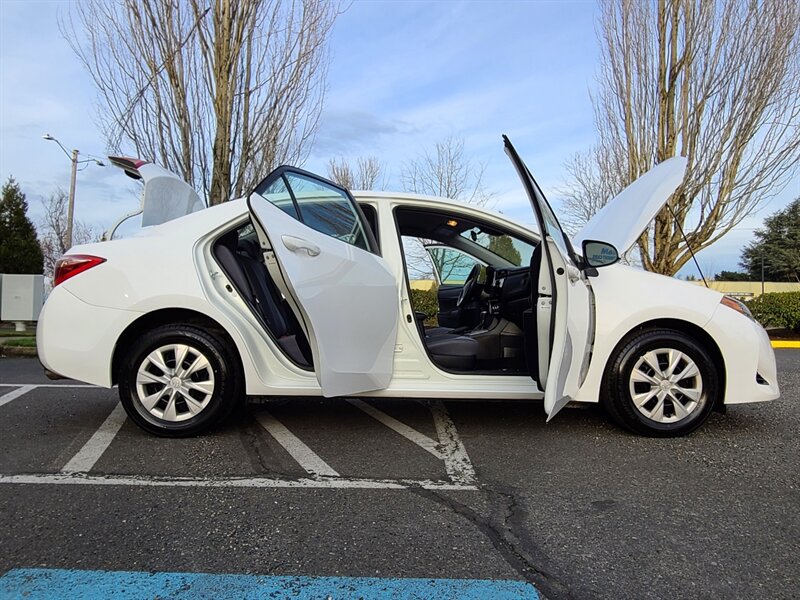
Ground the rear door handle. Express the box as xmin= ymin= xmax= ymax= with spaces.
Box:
xmin=282 ymin=235 xmax=321 ymax=257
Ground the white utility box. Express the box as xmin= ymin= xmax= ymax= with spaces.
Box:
xmin=1 ymin=274 xmax=44 ymax=322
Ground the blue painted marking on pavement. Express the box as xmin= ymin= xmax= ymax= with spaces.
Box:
xmin=0 ymin=568 xmax=539 ymax=599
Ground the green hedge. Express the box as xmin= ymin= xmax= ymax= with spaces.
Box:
xmin=410 ymin=288 xmax=439 ymax=326
xmin=747 ymin=291 xmax=800 ymax=332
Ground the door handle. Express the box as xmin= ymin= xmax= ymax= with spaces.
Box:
xmin=282 ymin=235 xmax=321 ymax=257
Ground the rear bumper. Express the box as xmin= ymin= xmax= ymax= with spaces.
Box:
xmin=42 ymin=367 xmax=66 ymax=380
xmin=704 ymin=304 xmax=780 ymax=405
xmin=37 ymin=286 xmax=140 ymax=388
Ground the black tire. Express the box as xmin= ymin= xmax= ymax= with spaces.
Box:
xmin=602 ymin=328 xmax=719 ymax=437
xmin=118 ymin=324 xmax=242 ymax=437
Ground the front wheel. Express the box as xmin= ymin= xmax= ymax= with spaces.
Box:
xmin=602 ymin=328 xmax=719 ymax=437
xmin=118 ymin=324 xmax=242 ymax=437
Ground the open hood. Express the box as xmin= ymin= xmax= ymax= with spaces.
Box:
xmin=108 ymin=156 xmax=205 ymax=227
xmin=572 ymin=157 xmax=687 ymax=256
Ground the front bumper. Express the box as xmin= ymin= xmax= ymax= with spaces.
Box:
xmin=704 ymin=303 xmax=780 ymax=405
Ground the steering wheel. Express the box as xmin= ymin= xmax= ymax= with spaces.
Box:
xmin=456 ymin=264 xmax=482 ymax=307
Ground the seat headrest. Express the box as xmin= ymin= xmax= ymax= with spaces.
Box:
xmin=217 ymin=230 xmax=239 ymax=252
xmin=238 ymin=238 xmax=263 ymax=261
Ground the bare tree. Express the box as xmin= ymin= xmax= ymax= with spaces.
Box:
xmin=38 ymin=189 xmax=100 ymax=280
xmin=562 ymin=0 xmax=800 ymax=275
xmin=63 ymin=0 xmax=340 ymax=205
xmin=400 ymin=135 xmax=494 ymax=280
xmin=559 ymin=147 xmax=626 ymax=236
xmin=400 ymin=135 xmax=492 ymax=206
xmin=327 ymin=156 xmax=385 ymax=190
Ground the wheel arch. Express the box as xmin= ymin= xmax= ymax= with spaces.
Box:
xmin=111 ymin=308 xmax=244 ymax=387
xmin=608 ymin=317 xmax=726 ymax=409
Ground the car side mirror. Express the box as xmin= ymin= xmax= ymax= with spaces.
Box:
xmin=582 ymin=240 xmax=620 ymax=268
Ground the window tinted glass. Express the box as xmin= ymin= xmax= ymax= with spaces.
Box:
xmin=427 ymin=247 xmax=480 ymax=284
xmin=254 ymin=175 xmax=299 ymax=220
xmin=358 ymin=203 xmax=380 ymax=251
xmin=286 ymin=173 xmax=370 ymax=251
xmin=459 ymin=227 xmax=534 ymax=267
xmin=540 ymin=202 xmax=572 ymax=261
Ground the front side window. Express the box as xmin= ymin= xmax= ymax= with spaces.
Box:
xmin=427 ymin=246 xmax=482 ymax=284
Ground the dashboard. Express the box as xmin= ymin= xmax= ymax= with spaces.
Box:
xmin=482 ymin=266 xmax=531 ymax=328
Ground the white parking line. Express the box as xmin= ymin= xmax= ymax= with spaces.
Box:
xmin=346 ymin=398 xmax=444 ymax=460
xmin=0 ymin=385 xmax=36 ymax=407
xmin=0 ymin=383 xmax=99 ymax=388
xmin=61 ymin=404 xmax=128 ymax=474
xmin=429 ymin=400 xmax=477 ymax=486
xmin=0 ymin=473 xmax=477 ymax=490
xmin=1 ymin=383 xmax=478 ymax=489
xmin=254 ymin=410 xmax=340 ymax=477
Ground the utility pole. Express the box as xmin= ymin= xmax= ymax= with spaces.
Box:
xmin=761 ymin=250 xmax=765 ymax=296
xmin=67 ymin=148 xmax=79 ymax=249
xmin=42 ymin=134 xmax=105 ymax=251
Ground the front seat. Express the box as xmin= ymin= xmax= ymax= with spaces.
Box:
xmin=426 ymin=334 xmax=478 ymax=371
xmin=414 ymin=311 xmax=453 ymax=339
xmin=413 ymin=311 xmax=478 ymax=371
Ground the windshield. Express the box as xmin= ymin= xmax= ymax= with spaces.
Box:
xmin=459 ymin=227 xmax=534 ymax=267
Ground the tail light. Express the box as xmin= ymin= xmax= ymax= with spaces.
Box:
xmin=53 ymin=255 xmax=106 ymax=287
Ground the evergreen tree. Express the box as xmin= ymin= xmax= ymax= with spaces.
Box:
xmin=714 ymin=270 xmax=756 ymax=282
xmin=740 ymin=199 xmax=800 ymax=282
xmin=487 ymin=235 xmax=522 ymax=266
xmin=0 ymin=177 xmax=45 ymax=274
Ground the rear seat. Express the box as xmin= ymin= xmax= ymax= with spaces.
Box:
xmin=213 ymin=232 xmax=311 ymax=366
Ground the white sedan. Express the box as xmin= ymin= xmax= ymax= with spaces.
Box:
xmin=37 ymin=137 xmax=779 ymax=437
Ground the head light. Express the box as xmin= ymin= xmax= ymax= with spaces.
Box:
xmin=720 ymin=295 xmax=754 ymax=320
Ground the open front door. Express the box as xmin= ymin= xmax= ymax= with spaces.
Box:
xmin=504 ymin=137 xmax=594 ymax=420
xmin=247 ymin=167 xmax=399 ymax=397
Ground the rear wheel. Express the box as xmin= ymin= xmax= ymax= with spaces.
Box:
xmin=602 ymin=328 xmax=719 ymax=437
xmin=118 ymin=324 xmax=241 ymax=437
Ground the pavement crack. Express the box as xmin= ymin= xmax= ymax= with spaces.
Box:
xmin=410 ymin=483 xmax=576 ymax=600
xmin=239 ymin=420 xmax=295 ymax=479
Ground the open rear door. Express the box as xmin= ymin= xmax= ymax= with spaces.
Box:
xmin=503 ymin=137 xmax=594 ymax=420
xmin=247 ymin=167 xmax=399 ymax=397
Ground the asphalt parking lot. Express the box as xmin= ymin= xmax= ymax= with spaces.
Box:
xmin=0 ymin=351 xmax=798 ymax=599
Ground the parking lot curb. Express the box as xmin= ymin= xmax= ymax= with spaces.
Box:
xmin=771 ymin=340 xmax=800 ymax=349
xmin=0 ymin=345 xmax=37 ymax=358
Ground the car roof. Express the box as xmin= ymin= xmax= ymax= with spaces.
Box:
xmin=353 ymin=191 xmax=538 ymax=239
xmin=354 ymin=190 xmax=480 ymax=209
xmin=131 ymin=191 xmax=538 ymax=245
xmin=354 ymin=190 xmax=525 ymax=217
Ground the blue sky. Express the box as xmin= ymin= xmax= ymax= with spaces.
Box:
xmin=1 ymin=0 xmax=797 ymax=276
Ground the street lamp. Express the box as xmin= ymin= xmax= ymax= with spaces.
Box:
xmin=42 ymin=134 xmax=105 ymax=249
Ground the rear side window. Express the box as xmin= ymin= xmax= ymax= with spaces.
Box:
xmin=258 ymin=176 xmax=300 ymax=220
xmin=286 ymin=173 xmax=370 ymax=251
xmin=253 ymin=170 xmax=372 ymax=253
xmin=358 ymin=203 xmax=380 ymax=251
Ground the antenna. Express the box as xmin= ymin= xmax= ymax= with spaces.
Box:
xmin=665 ymin=203 xmax=708 ymax=287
